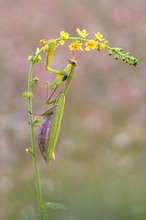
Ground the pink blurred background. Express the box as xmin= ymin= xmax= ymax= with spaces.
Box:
xmin=0 ymin=0 xmax=146 ymax=219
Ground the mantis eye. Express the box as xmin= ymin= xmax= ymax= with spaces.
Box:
xmin=62 ymin=75 xmax=68 ymax=81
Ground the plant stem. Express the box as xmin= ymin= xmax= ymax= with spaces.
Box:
xmin=27 ymin=60 xmax=45 ymax=220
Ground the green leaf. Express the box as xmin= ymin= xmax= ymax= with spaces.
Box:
xmin=45 ymin=202 xmax=66 ymax=210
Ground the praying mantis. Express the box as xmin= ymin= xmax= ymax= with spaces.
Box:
xmin=37 ymin=41 xmax=77 ymax=164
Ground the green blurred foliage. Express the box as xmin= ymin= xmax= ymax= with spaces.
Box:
xmin=0 ymin=0 xmax=146 ymax=219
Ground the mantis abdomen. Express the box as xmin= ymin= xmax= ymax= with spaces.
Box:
xmin=38 ymin=93 xmax=65 ymax=164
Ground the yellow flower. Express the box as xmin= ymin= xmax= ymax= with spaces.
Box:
xmin=25 ymin=147 xmax=33 ymax=155
xmin=35 ymin=47 xmax=42 ymax=62
xmin=43 ymin=44 xmax=49 ymax=51
xmin=35 ymin=47 xmax=40 ymax=54
xmin=85 ymin=40 xmax=98 ymax=51
xmin=95 ymin=32 xmax=104 ymax=41
xmin=25 ymin=148 xmax=30 ymax=153
xmin=39 ymin=39 xmax=46 ymax=44
xmin=100 ymin=43 xmax=106 ymax=50
xmin=69 ymin=42 xmax=83 ymax=51
xmin=27 ymin=55 xmax=33 ymax=61
xmin=76 ymin=28 xmax=89 ymax=38
xmin=60 ymin=31 xmax=69 ymax=45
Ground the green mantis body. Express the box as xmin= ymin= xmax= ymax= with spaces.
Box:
xmin=38 ymin=55 xmax=77 ymax=164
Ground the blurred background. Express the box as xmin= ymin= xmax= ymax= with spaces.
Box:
xmin=0 ymin=0 xmax=146 ymax=219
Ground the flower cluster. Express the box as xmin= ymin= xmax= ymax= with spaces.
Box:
xmin=27 ymin=47 xmax=42 ymax=63
xmin=61 ymin=28 xmax=138 ymax=65
xmin=62 ymin=29 xmax=108 ymax=52
xmin=27 ymin=28 xmax=138 ymax=66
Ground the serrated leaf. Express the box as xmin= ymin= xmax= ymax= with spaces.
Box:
xmin=45 ymin=202 xmax=66 ymax=210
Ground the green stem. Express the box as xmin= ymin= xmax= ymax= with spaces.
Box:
xmin=55 ymin=37 xmax=88 ymax=43
xmin=27 ymin=58 xmax=45 ymax=219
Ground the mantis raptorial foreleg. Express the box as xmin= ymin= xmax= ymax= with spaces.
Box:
xmin=34 ymin=42 xmax=76 ymax=105
xmin=32 ymin=56 xmax=75 ymax=111
xmin=45 ymin=40 xmax=75 ymax=90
